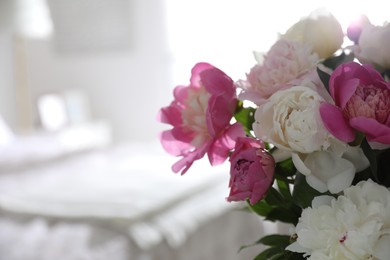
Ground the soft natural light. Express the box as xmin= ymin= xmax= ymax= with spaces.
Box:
xmin=165 ymin=0 xmax=388 ymax=84
xmin=37 ymin=94 xmax=68 ymax=131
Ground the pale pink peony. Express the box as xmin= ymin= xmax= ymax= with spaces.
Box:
xmin=237 ymin=39 xmax=319 ymax=105
xmin=158 ymin=62 xmax=244 ymax=174
xmin=227 ymin=137 xmax=275 ymax=205
xmin=320 ymin=62 xmax=390 ymax=148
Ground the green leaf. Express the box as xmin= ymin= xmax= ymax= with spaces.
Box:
xmin=265 ymin=187 xmax=287 ymax=206
xmin=276 ymin=179 xmax=292 ymax=200
xmin=238 ymin=237 xmax=263 ymax=253
xmin=254 ymin=247 xmax=283 ymax=260
xmin=234 ymin=101 xmax=256 ymax=134
xmin=316 ymin=67 xmax=330 ymax=92
xmin=275 ymin=157 xmax=296 ymax=177
xmin=321 ymin=51 xmax=355 ymax=70
xmin=255 ymin=248 xmax=306 ymax=260
xmin=292 ymin=172 xmax=322 ymax=208
xmin=362 ymin=139 xmax=390 ymax=187
xmin=285 ymin=252 xmax=306 ymax=260
xmin=259 ymin=234 xmax=290 ymax=247
xmin=376 ymin=148 xmax=390 ymax=187
xmin=265 ymin=207 xmax=299 ymax=225
xmin=248 ymin=200 xmax=273 ymax=217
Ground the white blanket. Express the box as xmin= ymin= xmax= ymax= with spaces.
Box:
xmin=0 ymin=142 xmax=238 ymax=249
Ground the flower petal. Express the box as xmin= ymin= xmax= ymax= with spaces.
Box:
xmin=160 ymin=130 xmax=193 ymax=156
xmin=373 ymin=234 xmax=390 ymax=260
xmin=206 ymin=95 xmax=236 ymax=137
xmin=341 ymin=146 xmax=369 ymax=172
xmin=350 ymin=117 xmax=390 ymax=146
xmin=172 ymin=142 xmax=210 ymax=174
xmin=189 ymin=62 xmax=215 ymax=88
xmin=201 ymin=68 xmax=235 ymax=97
xmin=320 ymin=103 xmax=355 ymax=142
xmin=292 ymin=153 xmax=311 ymax=175
xmin=303 ymin=151 xmax=355 ymax=193
xmin=208 ymin=123 xmax=244 ymax=166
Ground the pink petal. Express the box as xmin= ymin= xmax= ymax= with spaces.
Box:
xmin=249 ymin=179 xmax=271 ymax=205
xmin=173 ymin=85 xmax=189 ymax=104
xmin=190 ymin=62 xmax=215 ymax=88
xmin=350 ymin=117 xmax=390 ymax=145
xmin=206 ymin=95 xmax=236 ymax=136
xmin=362 ymin=64 xmax=386 ymax=83
xmin=172 ymin=142 xmax=210 ymax=174
xmin=320 ymin=103 xmax=355 ymax=142
xmin=226 ymin=191 xmax=252 ymax=203
xmin=160 ymin=130 xmax=193 ymax=156
xmin=200 ymin=68 xmax=235 ymax=97
xmin=329 ymin=62 xmax=361 ymax=97
xmin=208 ymin=123 xmax=245 ymax=166
xmin=335 ymin=78 xmax=360 ymax=109
xmin=157 ymin=104 xmax=182 ymax=126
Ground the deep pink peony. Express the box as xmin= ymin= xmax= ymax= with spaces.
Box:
xmin=227 ymin=137 xmax=275 ymax=205
xmin=158 ymin=62 xmax=244 ymax=174
xmin=320 ymin=62 xmax=390 ymax=148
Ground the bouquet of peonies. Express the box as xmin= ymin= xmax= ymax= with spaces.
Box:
xmin=158 ymin=9 xmax=390 ymax=260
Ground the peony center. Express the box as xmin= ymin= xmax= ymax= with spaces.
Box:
xmin=344 ymin=84 xmax=390 ymax=123
xmin=181 ymin=86 xmax=211 ymax=146
xmin=234 ymin=159 xmax=253 ymax=187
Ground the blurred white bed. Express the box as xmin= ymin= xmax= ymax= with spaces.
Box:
xmin=0 ymin=120 xmax=280 ymax=260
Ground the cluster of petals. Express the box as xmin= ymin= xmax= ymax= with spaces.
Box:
xmin=158 ymin=63 xmax=244 ymax=174
xmin=227 ymin=137 xmax=275 ymax=205
xmin=288 ymin=180 xmax=390 ymax=260
xmin=320 ymin=62 xmax=390 ymax=149
xmin=237 ymin=39 xmax=319 ymax=105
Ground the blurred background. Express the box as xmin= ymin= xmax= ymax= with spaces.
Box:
xmin=0 ymin=0 xmax=387 ymax=259
xmin=0 ymin=0 xmax=387 ymax=143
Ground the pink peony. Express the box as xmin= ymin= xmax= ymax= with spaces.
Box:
xmin=227 ymin=137 xmax=275 ymax=205
xmin=158 ymin=62 xmax=244 ymax=174
xmin=346 ymin=14 xmax=371 ymax=44
xmin=237 ymin=39 xmax=319 ymax=105
xmin=320 ymin=62 xmax=390 ymax=148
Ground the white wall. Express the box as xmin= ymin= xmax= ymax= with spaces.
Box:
xmin=0 ymin=33 xmax=16 ymax=129
xmin=23 ymin=0 xmax=174 ymax=143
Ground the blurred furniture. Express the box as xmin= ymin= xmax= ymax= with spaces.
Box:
xmin=0 ymin=132 xmax=279 ymax=259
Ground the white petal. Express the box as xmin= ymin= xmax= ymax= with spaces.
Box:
xmin=368 ymin=141 xmax=390 ymax=150
xmin=326 ymin=164 xmax=355 ymax=194
xmin=306 ymin=174 xmax=328 ymax=193
xmin=373 ymin=234 xmax=390 ymax=260
xmin=312 ymin=195 xmax=334 ymax=208
xmin=292 ymin=153 xmax=311 ymax=175
xmin=272 ymin=149 xmax=292 ymax=163
xmin=303 ymin=151 xmax=355 ymax=193
xmin=342 ymin=146 xmax=370 ymax=172
xmin=286 ymin=241 xmax=308 ymax=253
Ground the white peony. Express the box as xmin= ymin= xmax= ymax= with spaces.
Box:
xmin=253 ymin=86 xmax=329 ymax=154
xmin=281 ymin=9 xmax=344 ymax=59
xmin=292 ymin=145 xmax=369 ymax=193
xmin=287 ymin=180 xmax=390 ymax=260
